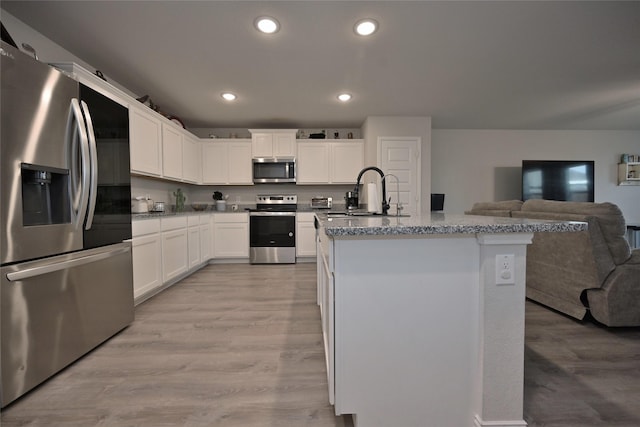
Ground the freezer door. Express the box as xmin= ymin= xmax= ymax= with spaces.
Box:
xmin=0 ymin=242 xmax=134 ymax=407
xmin=1 ymin=41 xmax=84 ymax=265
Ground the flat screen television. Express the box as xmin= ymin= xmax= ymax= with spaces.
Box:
xmin=522 ymin=160 xmax=594 ymax=202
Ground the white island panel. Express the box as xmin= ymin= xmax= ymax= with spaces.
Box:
xmin=334 ymin=234 xmax=480 ymax=427
xmin=315 ymin=212 xmax=586 ymax=427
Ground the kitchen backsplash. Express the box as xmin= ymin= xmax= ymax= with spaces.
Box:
xmin=132 ymin=176 xmax=354 ymax=208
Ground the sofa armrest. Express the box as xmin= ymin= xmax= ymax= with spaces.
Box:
xmin=586 ymin=260 xmax=640 ymax=326
xmin=626 ymin=249 xmax=640 ymax=264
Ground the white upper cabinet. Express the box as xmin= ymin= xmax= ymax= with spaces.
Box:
xmin=182 ymin=135 xmax=202 ymax=184
xmin=297 ymin=140 xmax=364 ymax=184
xmin=129 ymin=106 xmax=162 ymax=176
xmin=202 ymin=139 xmax=253 ymax=185
xmin=202 ymin=141 xmax=228 ymax=184
xmin=331 ymin=142 xmax=365 ymax=184
xmin=297 ymin=142 xmax=330 ymax=184
xmin=249 ymin=129 xmax=297 ymax=158
xmin=228 ymin=141 xmax=253 ymax=184
xmin=162 ymin=123 xmax=183 ymax=180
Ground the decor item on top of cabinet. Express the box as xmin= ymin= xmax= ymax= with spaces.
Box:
xmin=136 ymin=94 xmax=158 ymax=111
xmin=173 ymin=188 xmax=186 ymax=212
xmin=167 ymin=115 xmax=185 ymax=129
xmin=309 ymin=130 xmax=326 ymax=139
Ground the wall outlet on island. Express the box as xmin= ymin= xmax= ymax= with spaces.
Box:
xmin=495 ymin=254 xmax=515 ymax=285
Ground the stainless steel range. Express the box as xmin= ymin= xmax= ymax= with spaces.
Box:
xmin=249 ymin=195 xmax=297 ymax=264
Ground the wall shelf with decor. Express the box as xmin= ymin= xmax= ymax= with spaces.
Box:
xmin=618 ymin=162 xmax=640 ymax=186
xmin=618 ymin=153 xmax=640 ymax=186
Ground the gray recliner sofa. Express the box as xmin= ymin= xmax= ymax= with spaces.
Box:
xmin=466 ymin=199 xmax=640 ymax=327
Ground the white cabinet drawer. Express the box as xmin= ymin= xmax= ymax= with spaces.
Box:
xmin=214 ymin=212 xmax=248 ymax=223
xmin=132 ymin=218 xmax=161 ymax=237
xmin=187 ymin=214 xmax=201 ymax=227
xmin=161 ymin=215 xmax=188 ymax=231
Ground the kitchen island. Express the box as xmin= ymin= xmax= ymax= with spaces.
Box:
xmin=315 ymin=212 xmax=586 ymax=427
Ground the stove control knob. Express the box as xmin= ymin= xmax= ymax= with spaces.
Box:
xmin=289 ymin=232 xmax=293 ymax=237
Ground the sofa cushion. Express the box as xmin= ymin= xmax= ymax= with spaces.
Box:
xmin=465 ymin=200 xmax=523 ymax=217
xmin=513 ymin=212 xmax=616 ymax=286
xmin=520 ymin=200 xmax=631 ymax=265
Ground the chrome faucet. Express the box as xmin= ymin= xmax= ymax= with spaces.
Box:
xmin=354 ymin=166 xmax=389 ymax=215
xmin=381 ymin=173 xmax=403 ymax=216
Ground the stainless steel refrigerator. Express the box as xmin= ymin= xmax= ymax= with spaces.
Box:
xmin=1 ymin=41 xmax=134 ymax=407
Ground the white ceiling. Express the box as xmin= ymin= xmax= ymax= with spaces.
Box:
xmin=3 ymin=1 xmax=640 ymax=130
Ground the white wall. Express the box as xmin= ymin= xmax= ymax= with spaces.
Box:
xmin=362 ymin=116 xmax=432 ymax=212
xmin=432 ymin=130 xmax=640 ymax=223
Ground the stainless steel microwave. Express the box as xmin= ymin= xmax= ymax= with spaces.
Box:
xmin=252 ymin=158 xmax=296 ymax=183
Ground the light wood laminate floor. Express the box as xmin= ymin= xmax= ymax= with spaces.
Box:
xmin=2 ymin=263 xmax=640 ymax=427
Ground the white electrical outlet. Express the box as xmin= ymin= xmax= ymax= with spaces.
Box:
xmin=495 ymin=254 xmax=515 ymax=285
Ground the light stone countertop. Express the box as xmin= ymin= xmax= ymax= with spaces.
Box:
xmin=132 ymin=205 xmax=254 ymax=219
xmin=317 ymin=212 xmax=588 ymax=237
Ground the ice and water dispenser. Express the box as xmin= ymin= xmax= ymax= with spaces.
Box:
xmin=21 ymin=163 xmax=70 ymax=226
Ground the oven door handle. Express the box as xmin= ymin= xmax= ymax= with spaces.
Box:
xmin=250 ymin=212 xmax=297 ymax=217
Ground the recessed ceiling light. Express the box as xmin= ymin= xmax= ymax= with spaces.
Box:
xmin=337 ymin=93 xmax=352 ymax=102
xmin=254 ymin=16 xmax=280 ymax=34
xmin=221 ymin=92 xmax=237 ymax=101
xmin=354 ymin=19 xmax=378 ymax=36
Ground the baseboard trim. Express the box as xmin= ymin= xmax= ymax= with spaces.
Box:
xmin=474 ymin=414 xmax=528 ymax=427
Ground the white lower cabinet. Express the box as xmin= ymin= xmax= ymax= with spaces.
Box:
xmin=316 ymin=225 xmax=335 ymax=404
xmin=200 ymin=215 xmax=212 ymax=262
xmin=161 ymin=216 xmax=188 ymax=282
xmin=132 ymin=211 xmax=249 ymax=302
xmin=296 ymin=212 xmax=317 ymax=257
xmin=132 ymin=218 xmax=162 ymax=300
xmin=187 ymin=215 xmax=201 ymax=270
xmin=213 ymin=212 xmax=249 ymax=258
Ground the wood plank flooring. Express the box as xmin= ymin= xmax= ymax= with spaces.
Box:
xmin=524 ymin=301 xmax=640 ymax=427
xmin=2 ymin=263 xmax=639 ymax=427
xmin=1 ymin=264 xmax=350 ymax=427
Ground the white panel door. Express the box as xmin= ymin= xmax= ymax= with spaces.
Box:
xmin=378 ymin=137 xmax=421 ymax=216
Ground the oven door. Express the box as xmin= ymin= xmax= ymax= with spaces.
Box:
xmin=249 ymin=212 xmax=296 ymax=264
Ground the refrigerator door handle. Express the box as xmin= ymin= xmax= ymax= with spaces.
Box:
xmin=6 ymin=246 xmax=131 ymax=282
xmin=80 ymin=100 xmax=98 ymax=230
xmin=68 ymin=98 xmax=91 ymax=230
